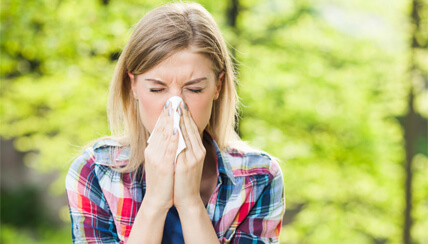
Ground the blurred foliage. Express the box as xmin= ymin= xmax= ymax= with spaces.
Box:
xmin=1 ymin=224 xmax=70 ymax=244
xmin=1 ymin=185 xmax=48 ymax=227
xmin=1 ymin=0 xmax=427 ymax=243
xmin=0 ymin=186 xmax=66 ymax=244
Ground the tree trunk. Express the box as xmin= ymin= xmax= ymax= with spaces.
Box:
xmin=403 ymin=0 xmax=421 ymax=243
xmin=226 ymin=0 xmax=240 ymax=67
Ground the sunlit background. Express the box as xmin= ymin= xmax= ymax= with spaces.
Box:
xmin=1 ymin=0 xmax=427 ymax=243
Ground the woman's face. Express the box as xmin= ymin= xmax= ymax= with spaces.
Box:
xmin=129 ymin=49 xmax=223 ymax=137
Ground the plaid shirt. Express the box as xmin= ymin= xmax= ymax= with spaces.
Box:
xmin=66 ymin=132 xmax=285 ymax=243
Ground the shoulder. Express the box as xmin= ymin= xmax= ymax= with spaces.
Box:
xmin=222 ymin=144 xmax=282 ymax=180
xmin=66 ymin=138 xmax=129 ymax=188
xmin=92 ymin=139 xmax=130 ymax=166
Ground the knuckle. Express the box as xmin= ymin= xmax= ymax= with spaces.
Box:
xmin=167 ymin=146 xmax=175 ymax=155
xmin=197 ymin=156 xmax=204 ymax=163
xmin=195 ymin=152 xmax=205 ymax=161
xmin=162 ymin=132 xmax=169 ymax=141
xmin=171 ymin=134 xmax=178 ymax=141
xmin=189 ymin=160 xmax=198 ymax=169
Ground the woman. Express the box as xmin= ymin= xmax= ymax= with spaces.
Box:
xmin=66 ymin=2 xmax=285 ymax=243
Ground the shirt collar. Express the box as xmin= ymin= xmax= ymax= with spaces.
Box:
xmin=204 ymin=130 xmax=236 ymax=185
xmin=93 ymin=139 xmax=129 ymax=166
xmin=94 ymin=131 xmax=237 ymax=185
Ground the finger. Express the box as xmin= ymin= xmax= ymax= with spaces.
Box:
xmin=183 ymin=101 xmax=203 ymax=149
xmin=180 ymin=101 xmax=203 ymax=150
xmin=151 ymin=100 xmax=170 ymax=137
xmin=151 ymin=102 xmax=174 ymax=155
xmin=150 ymin=101 xmax=171 ymax=143
xmin=164 ymin=120 xmax=179 ymax=163
xmin=180 ymin=110 xmax=202 ymax=164
xmin=179 ymin=111 xmax=193 ymax=154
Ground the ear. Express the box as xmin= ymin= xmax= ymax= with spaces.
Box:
xmin=214 ymin=71 xmax=224 ymax=100
xmin=128 ymin=72 xmax=138 ymax=99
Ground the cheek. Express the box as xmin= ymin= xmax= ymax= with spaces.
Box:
xmin=187 ymin=96 xmax=213 ymax=132
xmin=138 ymin=93 xmax=165 ymax=133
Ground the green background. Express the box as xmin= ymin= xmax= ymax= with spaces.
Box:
xmin=1 ymin=0 xmax=427 ymax=243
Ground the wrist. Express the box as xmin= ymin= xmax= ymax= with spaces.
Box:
xmin=129 ymin=195 xmax=170 ymax=244
xmin=140 ymin=197 xmax=171 ymax=216
xmin=175 ymin=198 xmax=204 ymax=215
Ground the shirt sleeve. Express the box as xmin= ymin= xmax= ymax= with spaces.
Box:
xmin=231 ymin=160 xmax=286 ymax=244
xmin=66 ymin=148 xmax=121 ymax=244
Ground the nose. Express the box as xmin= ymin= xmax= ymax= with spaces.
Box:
xmin=169 ymin=88 xmax=185 ymax=102
xmin=165 ymin=89 xmax=186 ymax=109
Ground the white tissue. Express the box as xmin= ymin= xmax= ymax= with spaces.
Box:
xmin=147 ymin=96 xmax=186 ymax=163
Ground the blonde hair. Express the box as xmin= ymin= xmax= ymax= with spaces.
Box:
xmin=106 ymin=2 xmax=249 ymax=172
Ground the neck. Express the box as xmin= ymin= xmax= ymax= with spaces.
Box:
xmin=202 ymin=133 xmax=217 ymax=177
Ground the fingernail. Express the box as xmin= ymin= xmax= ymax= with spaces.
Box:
xmin=168 ymin=106 xmax=172 ymax=116
xmin=178 ymin=107 xmax=182 ymax=116
xmin=173 ymin=128 xmax=177 ymax=135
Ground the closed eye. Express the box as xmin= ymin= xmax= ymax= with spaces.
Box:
xmin=188 ymin=89 xmax=203 ymax=93
xmin=150 ymin=89 xmax=165 ymax=93
xmin=150 ymin=88 xmax=203 ymax=93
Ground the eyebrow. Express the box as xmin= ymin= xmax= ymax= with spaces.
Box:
xmin=144 ymin=77 xmax=207 ymax=86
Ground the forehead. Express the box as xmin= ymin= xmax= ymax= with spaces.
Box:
xmin=140 ymin=49 xmax=215 ymax=82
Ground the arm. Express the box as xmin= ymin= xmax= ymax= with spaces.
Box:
xmin=173 ymin=101 xmax=220 ymax=243
xmin=68 ymin=104 xmax=177 ymax=243
xmin=177 ymin=199 xmax=220 ymax=244
xmin=67 ymin=148 xmax=171 ymax=244
xmin=232 ymin=166 xmax=285 ymax=244
xmin=127 ymin=103 xmax=178 ymax=243
xmin=126 ymin=198 xmax=169 ymax=244
xmin=66 ymin=149 xmax=120 ymax=244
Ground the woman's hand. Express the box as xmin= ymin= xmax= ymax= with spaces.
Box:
xmin=143 ymin=101 xmax=178 ymax=211
xmin=128 ymin=102 xmax=178 ymax=244
xmin=174 ymin=101 xmax=206 ymax=210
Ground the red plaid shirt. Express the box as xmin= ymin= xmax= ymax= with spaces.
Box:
xmin=66 ymin=132 xmax=285 ymax=243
